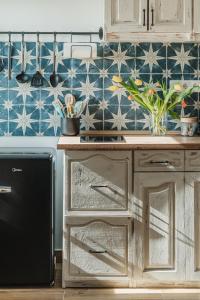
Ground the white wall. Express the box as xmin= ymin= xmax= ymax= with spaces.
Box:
xmin=0 ymin=0 xmax=103 ymax=32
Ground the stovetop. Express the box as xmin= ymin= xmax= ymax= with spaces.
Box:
xmin=80 ymin=135 xmax=125 ymax=143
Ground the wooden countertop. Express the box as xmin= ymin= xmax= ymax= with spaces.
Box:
xmin=57 ymin=135 xmax=200 ymax=150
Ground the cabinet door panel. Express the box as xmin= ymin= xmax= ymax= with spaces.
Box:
xmin=133 ymin=172 xmax=185 ymax=286
xmin=63 ymin=218 xmax=132 ymax=287
xmin=105 ymin=0 xmax=147 ymax=33
xmin=69 ymin=221 xmax=128 ymax=276
xmin=149 ymin=0 xmax=192 ymax=33
xmin=66 ymin=151 xmax=131 ymax=212
xmin=185 ymin=173 xmax=200 ymax=282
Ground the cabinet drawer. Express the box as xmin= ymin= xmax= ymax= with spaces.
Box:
xmin=66 ymin=151 xmax=131 ymax=211
xmin=134 ymin=150 xmax=184 ymax=172
xmin=185 ymin=150 xmax=200 ymax=171
xmin=63 ymin=218 xmax=131 ymax=287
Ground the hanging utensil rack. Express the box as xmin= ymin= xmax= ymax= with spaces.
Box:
xmin=0 ymin=27 xmax=103 ymax=80
xmin=0 ymin=27 xmax=103 ymax=40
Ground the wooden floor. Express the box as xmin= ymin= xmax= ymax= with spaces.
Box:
xmin=1 ymin=265 xmax=200 ymax=299
xmin=0 ymin=288 xmax=200 ymax=300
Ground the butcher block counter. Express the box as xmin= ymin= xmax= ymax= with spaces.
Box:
xmin=57 ymin=134 xmax=200 ymax=150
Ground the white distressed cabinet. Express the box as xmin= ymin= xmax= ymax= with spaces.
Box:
xmin=64 ymin=151 xmax=132 ymax=212
xmin=133 ymin=172 xmax=185 ymax=286
xmin=185 ymin=173 xmax=200 ymax=284
xmin=105 ymin=0 xmax=147 ymax=34
xmin=105 ymin=0 xmax=193 ymax=41
xmin=63 ymin=151 xmax=132 ymax=288
xmin=63 ymin=149 xmax=200 ymax=287
xmin=148 ymin=0 xmax=192 ymax=33
xmin=63 ymin=217 xmax=132 ymax=287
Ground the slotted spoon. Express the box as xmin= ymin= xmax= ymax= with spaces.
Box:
xmin=31 ymin=33 xmax=44 ymax=87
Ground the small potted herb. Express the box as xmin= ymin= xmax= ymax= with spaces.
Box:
xmin=180 ymin=99 xmax=198 ymax=136
xmin=53 ymin=94 xmax=87 ymax=136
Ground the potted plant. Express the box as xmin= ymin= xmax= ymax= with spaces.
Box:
xmin=109 ymin=76 xmax=199 ymax=136
xmin=53 ymin=94 xmax=87 ymax=136
xmin=180 ymin=99 xmax=198 ymax=136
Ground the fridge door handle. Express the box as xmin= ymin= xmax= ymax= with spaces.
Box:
xmin=0 ymin=186 xmax=12 ymax=193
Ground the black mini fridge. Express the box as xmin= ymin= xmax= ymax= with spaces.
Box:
xmin=0 ymin=153 xmax=54 ymax=286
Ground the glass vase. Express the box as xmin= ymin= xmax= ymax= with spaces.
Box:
xmin=150 ymin=113 xmax=167 ymax=136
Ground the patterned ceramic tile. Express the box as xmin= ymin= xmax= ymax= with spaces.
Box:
xmin=104 ymin=42 xmax=133 ymax=74
xmin=0 ymin=40 xmax=199 ymax=136
xmin=136 ymin=43 xmax=167 ymax=74
xmin=80 ymin=104 xmax=103 ymax=130
xmin=167 ymin=43 xmax=198 ymax=74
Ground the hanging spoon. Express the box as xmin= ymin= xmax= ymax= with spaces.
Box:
xmin=31 ymin=33 xmax=44 ymax=87
xmin=50 ymin=33 xmax=62 ymax=87
xmin=16 ymin=33 xmax=30 ymax=83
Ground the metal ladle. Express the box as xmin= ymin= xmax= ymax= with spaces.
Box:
xmin=31 ymin=33 xmax=44 ymax=87
xmin=16 ymin=33 xmax=30 ymax=83
xmin=50 ymin=33 xmax=62 ymax=87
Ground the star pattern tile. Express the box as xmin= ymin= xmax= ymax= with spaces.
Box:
xmin=11 ymin=107 xmax=35 ymax=135
xmin=167 ymin=43 xmax=198 ymax=73
xmin=136 ymin=43 xmax=166 ymax=73
xmin=0 ymin=41 xmax=198 ymax=136
xmin=105 ymin=107 xmax=133 ymax=130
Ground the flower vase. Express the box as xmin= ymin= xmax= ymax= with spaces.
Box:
xmin=150 ymin=113 xmax=167 ymax=136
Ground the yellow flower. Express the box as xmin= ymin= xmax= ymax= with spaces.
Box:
xmin=108 ymin=85 xmax=120 ymax=92
xmin=155 ymin=82 xmax=161 ymax=87
xmin=135 ymin=79 xmax=143 ymax=86
xmin=147 ymin=88 xmax=156 ymax=95
xmin=112 ymin=75 xmax=123 ymax=83
xmin=128 ymin=95 xmax=134 ymax=101
xmin=174 ymin=84 xmax=183 ymax=92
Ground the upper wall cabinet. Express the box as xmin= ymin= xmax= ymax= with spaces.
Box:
xmin=148 ymin=0 xmax=191 ymax=33
xmin=105 ymin=0 xmax=193 ymax=41
xmin=105 ymin=0 xmax=147 ymax=33
xmin=194 ymin=0 xmax=200 ymax=38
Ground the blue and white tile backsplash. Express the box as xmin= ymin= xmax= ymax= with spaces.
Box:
xmin=0 ymin=41 xmax=199 ymax=136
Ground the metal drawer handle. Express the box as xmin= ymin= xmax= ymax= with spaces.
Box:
xmin=90 ymin=185 xmax=108 ymax=189
xmin=151 ymin=8 xmax=154 ymax=27
xmin=143 ymin=9 xmax=146 ymax=26
xmin=149 ymin=160 xmax=171 ymax=166
xmin=0 ymin=186 xmax=12 ymax=193
xmin=89 ymin=250 xmax=108 ymax=254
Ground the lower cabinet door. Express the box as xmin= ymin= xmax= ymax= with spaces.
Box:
xmin=185 ymin=173 xmax=200 ymax=284
xmin=63 ymin=217 xmax=132 ymax=287
xmin=133 ymin=172 xmax=185 ymax=286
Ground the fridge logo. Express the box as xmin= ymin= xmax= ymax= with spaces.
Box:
xmin=12 ymin=168 xmax=23 ymax=173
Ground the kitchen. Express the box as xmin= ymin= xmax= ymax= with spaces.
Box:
xmin=0 ymin=0 xmax=200 ymax=299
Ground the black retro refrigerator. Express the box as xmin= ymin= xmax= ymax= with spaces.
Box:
xmin=0 ymin=153 xmax=54 ymax=286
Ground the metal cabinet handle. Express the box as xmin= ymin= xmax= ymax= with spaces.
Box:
xmin=90 ymin=184 xmax=108 ymax=189
xmin=149 ymin=160 xmax=171 ymax=166
xmin=143 ymin=9 xmax=146 ymax=26
xmin=0 ymin=186 xmax=11 ymax=193
xmin=89 ymin=250 xmax=107 ymax=254
xmin=151 ymin=8 xmax=154 ymax=27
